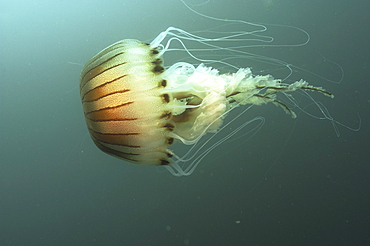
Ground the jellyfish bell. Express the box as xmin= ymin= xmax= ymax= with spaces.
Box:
xmin=79 ymin=25 xmax=335 ymax=176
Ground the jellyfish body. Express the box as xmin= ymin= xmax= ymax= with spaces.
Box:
xmin=80 ymin=36 xmax=333 ymax=176
xmin=80 ymin=40 xmax=173 ymax=166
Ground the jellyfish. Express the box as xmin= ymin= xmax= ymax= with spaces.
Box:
xmin=79 ymin=26 xmax=334 ymax=176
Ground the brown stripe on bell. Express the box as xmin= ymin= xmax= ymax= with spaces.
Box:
xmin=80 ymin=58 xmax=126 ymax=89
xmin=82 ymin=87 xmax=130 ymax=103
xmin=85 ymin=102 xmax=135 ymax=121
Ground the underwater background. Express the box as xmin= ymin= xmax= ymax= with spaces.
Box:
xmin=1 ymin=0 xmax=369 ymax=245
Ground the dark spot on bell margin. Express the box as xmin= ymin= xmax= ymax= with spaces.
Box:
xmin=160 ymin=80 xmax=167 ymax=87
xmin=160 ymin=112 xmax=172 ymax=119
xmin=161 ymin=94 xmax=170 ymax=103
xmin=160 ymin=159 xmax=170 ymax=165
xmin=163 ymin=123 xmax=174 ymax=131
xmin=167 ymin=152 xmax=173 ymax=158
xmin=152 ymin=49 xmax=159 ymax=55
xmin=152 ymin=58 xmax=162 ymax=65
xmin=153 ymin=65 xmax=164 ymax=74
xmin=167 ymin=138 xmax=174 ymax=145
